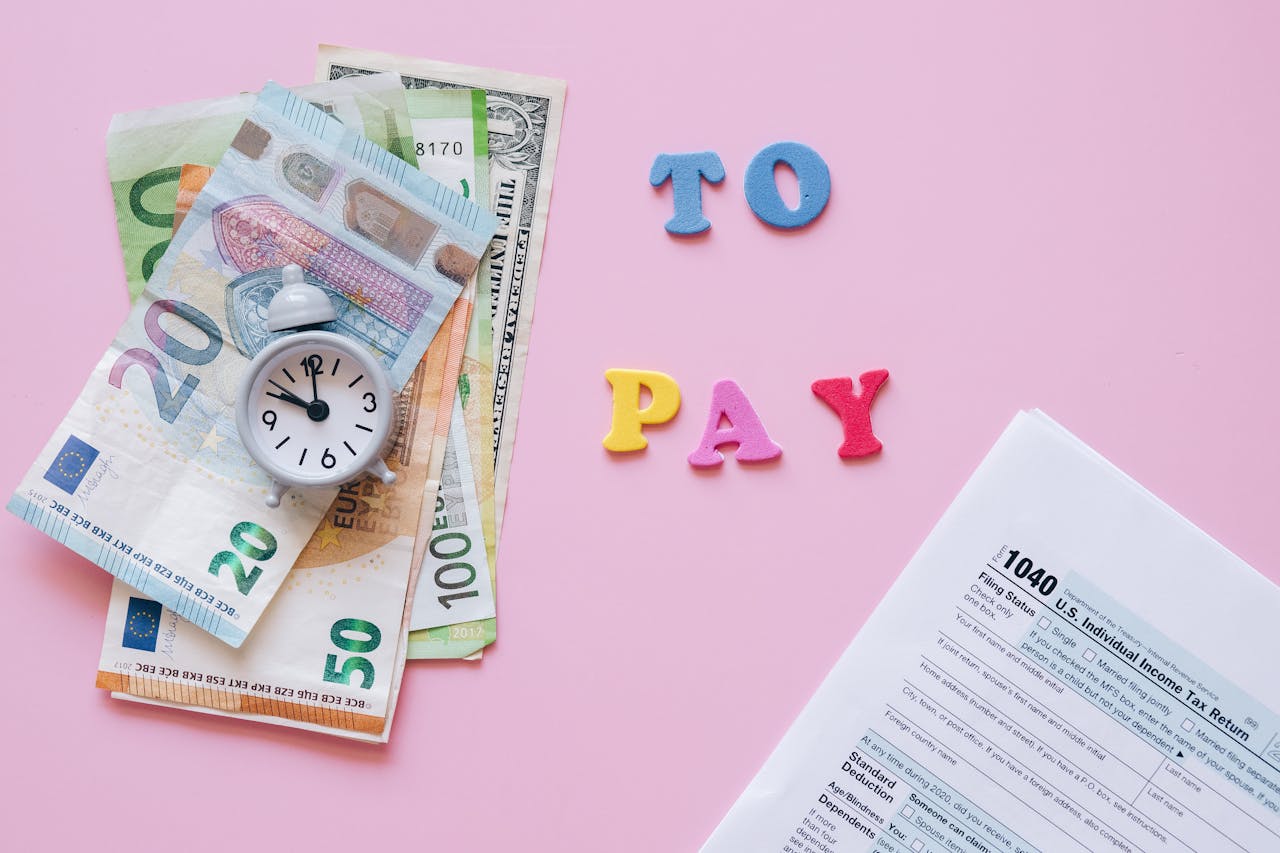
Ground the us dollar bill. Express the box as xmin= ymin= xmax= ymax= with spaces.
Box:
xmin=317 ymin=45 xmax=566 ymax=545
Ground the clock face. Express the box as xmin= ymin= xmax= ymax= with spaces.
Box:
xmin=244 ymin=336 xmax=390 ymax=485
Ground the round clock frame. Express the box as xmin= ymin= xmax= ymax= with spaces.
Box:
xmin=236 ymin=329 xmax=397 ymax=508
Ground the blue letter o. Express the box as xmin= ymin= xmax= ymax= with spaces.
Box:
xmin=744 ymin=142 xmax=831 ymax=229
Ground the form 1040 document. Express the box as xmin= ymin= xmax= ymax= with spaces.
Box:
xmin=703 ymin=410 xmax=1280 ymax=853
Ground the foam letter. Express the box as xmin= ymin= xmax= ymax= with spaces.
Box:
xmin=649 ymin=152 xmax=726 ymax=235
xmin=811 ymin=370 xmax=889 ymax=458
xmin=687 ymin=379 xmax=783 ymax=468
xmin=744 ymin=141 xmax=831 ymax=229
xmin=603 ymin=369 xmax=682 ymax=452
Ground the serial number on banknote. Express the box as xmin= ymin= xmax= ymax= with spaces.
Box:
xmin=415 ymin=140 xmax=464 ymax=157
xmin=111 ymin=660 xmax=372 ymax=709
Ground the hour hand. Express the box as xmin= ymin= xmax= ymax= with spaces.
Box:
xmin=267 ymin=380 xmax=310 ymax=410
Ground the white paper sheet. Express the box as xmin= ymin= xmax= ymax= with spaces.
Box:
xmin=704 ymin=410 xmax=1280 ymax=853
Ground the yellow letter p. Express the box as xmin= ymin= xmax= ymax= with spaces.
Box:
xmin=602 ymin=369 xmax=682 ymax=452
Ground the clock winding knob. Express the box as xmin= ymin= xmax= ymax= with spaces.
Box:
xmin=265 ymin=264 xmax=337 ymax=331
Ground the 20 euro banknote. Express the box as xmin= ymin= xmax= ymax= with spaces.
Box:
xmin=11 ymin=82 xmax=497 ymax=647
xmin=166 ymin=91 xmax=499 ymax=651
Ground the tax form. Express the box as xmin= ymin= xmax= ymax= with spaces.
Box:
xmin=703 ymin=411 xmax=1280 ymax=853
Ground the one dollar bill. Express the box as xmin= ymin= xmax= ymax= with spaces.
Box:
xmin=317 ymin=46 xmax=565 ymax=541
xmin=318 ymin=47 xmax=566 ymax=658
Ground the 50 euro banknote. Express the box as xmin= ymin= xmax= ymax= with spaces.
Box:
xmin=11 ymin=82 xmax=497 ymax=647
xmin=99 ymin=280 xmax=474 ymax=741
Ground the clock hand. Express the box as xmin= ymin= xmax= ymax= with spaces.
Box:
xmin=270 ymin=377 xmax=330 ymax=422
xmin=267 ymin=380 xmax=310 ymax=410
xmin=307 ymin=355 xmax=321 ymax=403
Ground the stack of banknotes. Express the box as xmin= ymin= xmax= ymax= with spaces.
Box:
xmin=7 ymin=46 xmax=565 ymax=742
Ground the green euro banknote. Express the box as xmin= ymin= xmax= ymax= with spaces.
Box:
xmin=317 ymin=46 xmax=567 ymax=545
xmin=109 ymin=72 xmax=416 ymax=301
xmin=12 ymin=82 xmax=497 ymax=647
xmin=398 ymin=89 xmax=499 ymax=659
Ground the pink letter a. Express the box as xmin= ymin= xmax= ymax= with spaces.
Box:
xmin=688 ymin=380 xmax=783 ymax=468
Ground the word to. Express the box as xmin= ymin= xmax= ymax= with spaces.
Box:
xmin=650 ymin=142 xmax=833 ymax=234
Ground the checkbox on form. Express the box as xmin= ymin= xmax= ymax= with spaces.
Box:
xmin=1182 ymin=718 xmax=1195 ymax=732
xmin=1038 ymin=617 xmax=1051 ymax=630
xmin=1083 ymin=648 xmax=1096 ymax=662
xmin=911 ymin=840 xmax=925 ymax=852
xmin=901 ymin=806 xmax=915 ymax=818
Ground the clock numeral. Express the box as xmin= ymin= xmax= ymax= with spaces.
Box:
xmin=362 ymin=392 xmax=377 ymax=413
xmin=207 ymin=522 xmax=278 ymax=597
xmin=322 ymin=618 xmax=382 ymax=690
xmin=302 ymin=353 xmax=324 ymax=376
xmin=321 ymin=448 xmax=337 ymax=469
xmin=262 ymin=410 xmax=277 ymax=430
xmin=108 ymin=299 xmax=223 ymax=424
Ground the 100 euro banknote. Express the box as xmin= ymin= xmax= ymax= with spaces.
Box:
xmin=167 ymin=91 xmax=498 ymax=655
xmin=400 ymin=89 xmax=498 ymax=648
xmin=10 ymin=82 xmax=497 ymax=647
xmin=109 ymin=72 xmax=416 ymax=301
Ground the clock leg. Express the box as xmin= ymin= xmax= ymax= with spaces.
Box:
xmin=265 ymin=480 xmax=289 ymax=508
xmin=367 ymin=459 xmax=397 ymax=486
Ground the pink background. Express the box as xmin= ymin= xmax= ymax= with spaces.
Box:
xmin=3 ymin=2 xmax=1278 ymax=850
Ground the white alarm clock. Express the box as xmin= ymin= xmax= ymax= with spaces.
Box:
xmin=236 ymin=264 xmax=397 ymax=508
